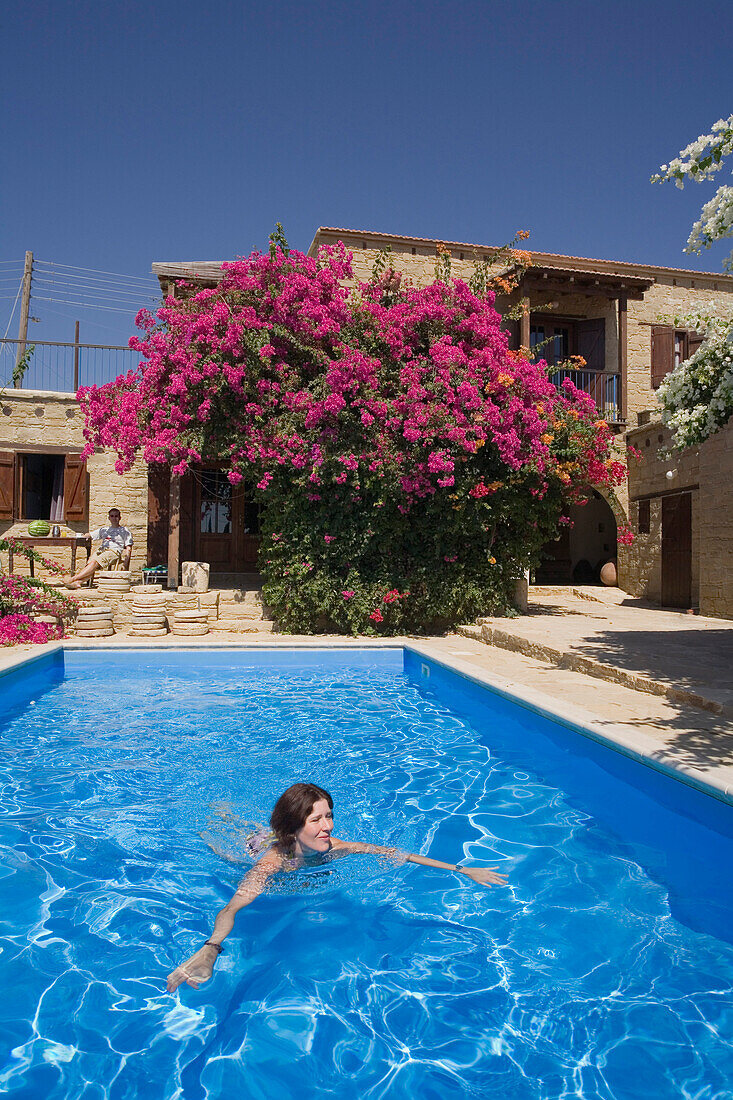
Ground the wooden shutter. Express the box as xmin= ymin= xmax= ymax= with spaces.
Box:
xmin=687 ymin=330 xmax=704 ymax=357
xmin=576 ymin=318 xmax=606 ymax=372
xmin=0 ymin=451 xmax=16 ymax=521
xmin=63 ymin=454 xmax=88 ymax=521
xmin=651 ymin=325 xmax=674 ymax=388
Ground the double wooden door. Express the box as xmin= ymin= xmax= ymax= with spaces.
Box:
xmin=195 ymin=469 xmax=260 ymax=572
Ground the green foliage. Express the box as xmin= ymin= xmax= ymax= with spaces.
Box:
xmin=370 ymin=245 xmax=393 ymax=282
xmin=260 ymin=475 xmax=564 ymax=635
xmin=268 ymin=223 xmax=290 ymax=258
xmin=12 ymin=344 xmax=35 ymax=388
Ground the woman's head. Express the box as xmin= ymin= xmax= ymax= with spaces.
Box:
xmin=270 ymin=782 xmax=334 ymax=854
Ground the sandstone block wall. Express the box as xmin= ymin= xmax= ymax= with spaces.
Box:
xmin=626 ymin=417 xmax=733 ymax=618
xmin=1 ymin=390 xmax=149 ymax=580
xmin=698 ymin=417 xmax=733 ymax=618
xmin=626 ymin=279 xmax=733 ymax=427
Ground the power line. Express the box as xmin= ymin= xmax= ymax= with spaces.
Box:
xmin=2 ymin=276 xmax=23 ymax=341
xmin=37 ymin=258 xmax=160 ymax=285
xmin=33 ymin=279 xmax=158 ymax=306
xmin=31 ymin=294 xmax=148 ymax=315
xmin=35 ymin=268 xmax=159 ymax=295
xmin=32 ymin=304 xmax=140 ymax=338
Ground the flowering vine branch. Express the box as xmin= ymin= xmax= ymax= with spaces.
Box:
xmin=652 ymin=115 xmax=733 ymax=270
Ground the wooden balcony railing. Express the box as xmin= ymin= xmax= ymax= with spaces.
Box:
xmin=550 ymin=368 xmax=624 ymax=425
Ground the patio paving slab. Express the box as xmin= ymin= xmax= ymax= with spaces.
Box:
xmin=459 ymin=587 xmax=733 ymax=718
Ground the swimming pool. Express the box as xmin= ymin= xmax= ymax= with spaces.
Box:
xmin=1 ymin=646 xmax=731 ymax=1099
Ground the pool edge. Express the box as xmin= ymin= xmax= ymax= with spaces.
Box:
xmin=0 ymin=641 xmax=63 ymax=681
xmin=405 ymin=642 xmax=733 ymax=808
xmin=2 ymin=638 xmax=730 ymax=807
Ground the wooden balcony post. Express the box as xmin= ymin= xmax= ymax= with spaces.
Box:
xmin=520 ymin=297 xmax=530 ymax=351
xmin=167 ymin=472 xmax=180 ymax=589
xmin=618 ymin=293 xmax=627 ymax=422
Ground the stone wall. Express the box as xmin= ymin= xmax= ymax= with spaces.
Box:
xmin=625 ymin=279 xmax=732 ymax=427
xmin=0 ymin=389 xmax=148 ymax=579
xmin=626 ymin=417 xmax=733 ymax=618
xmin=625 ymin=421 xmax=700 ymax=604
xmin=698 ymin=417 xmax=733 ymax=618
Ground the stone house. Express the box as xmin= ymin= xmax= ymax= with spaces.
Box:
xmin=2 ymin=227 xmax=732 ymax=617
xmin=0 ymin=389 xmax=149 ymax=576
xmin=306 ymin=230 xmax=733 ymax=613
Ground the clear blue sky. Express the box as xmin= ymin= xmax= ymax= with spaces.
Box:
xmin=1 ymin=0 xmax=731 ymax=350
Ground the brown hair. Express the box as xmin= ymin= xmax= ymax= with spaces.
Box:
xmin=269 ymin=783 xmax=333 ymax=850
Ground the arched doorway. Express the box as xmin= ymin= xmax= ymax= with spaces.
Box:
xmin=536 ymin=490 xmax=618 ymax=585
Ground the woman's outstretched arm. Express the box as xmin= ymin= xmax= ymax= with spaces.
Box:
xmin=331 ymin=839 xmax=507 ymax=886
xmin=166 ymin=851 xmax=282 ymax=992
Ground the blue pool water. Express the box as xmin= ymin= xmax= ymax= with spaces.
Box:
xmin=1 ymin=647 xmax=732 ymax=1099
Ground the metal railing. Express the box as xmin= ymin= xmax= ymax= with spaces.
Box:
xmin=0 ymin=337 xmax=140 ymax=393
xmin=550 ymin=368 xmax=624 ymax=424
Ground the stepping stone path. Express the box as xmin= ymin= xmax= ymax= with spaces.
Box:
xmin=128 ymin=583 xmax=169 ymax=636
xmin=75 ymin=604 xmax=114 ymax=638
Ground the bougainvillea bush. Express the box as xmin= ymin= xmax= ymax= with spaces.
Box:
xmin=78 ymin=241 xmax=625 ymax=634
xmin=0 ymin=538 xmax=77 ymax=645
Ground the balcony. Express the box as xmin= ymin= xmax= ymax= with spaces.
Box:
xmin=550 ymin=368 xmax=624 ymax=426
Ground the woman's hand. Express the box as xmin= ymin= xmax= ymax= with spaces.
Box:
xmin=459 ymin=866 xmax=508 ymax=887
xmin=166 ymin=944 xmax=219 ymax=992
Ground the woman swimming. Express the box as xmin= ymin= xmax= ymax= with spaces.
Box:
xmin=166 ymin=782 xmax=507 ymax=993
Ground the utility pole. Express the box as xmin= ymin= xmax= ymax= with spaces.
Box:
xmin=14 ymin=250 xmax=34 ymax=386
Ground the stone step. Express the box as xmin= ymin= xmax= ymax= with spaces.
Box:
xmin=211 ymin=619 xmax=276 ymax=633
xmin=455 ymin=623 xmax=483 ymax=641
xmin=215 ymin=607 xmax=263 ymax=621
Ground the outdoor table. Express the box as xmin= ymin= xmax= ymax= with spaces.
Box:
xmin=7 ymin=536 xmax=92 ymax=576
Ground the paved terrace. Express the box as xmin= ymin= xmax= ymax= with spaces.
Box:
xmin=459 ymin=586 xmax=733 ymax=718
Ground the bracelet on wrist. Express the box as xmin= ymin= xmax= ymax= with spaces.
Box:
xmin=204 ymin=940 xmax=223 ymax=955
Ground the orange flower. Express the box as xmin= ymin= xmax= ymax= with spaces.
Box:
xmin=541 ymin=433 xmax=553 ymax=444
xmin=496 ymin=372 xmax=514 ymax=387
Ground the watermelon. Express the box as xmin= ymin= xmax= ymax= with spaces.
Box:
xmin=28 ymin=520 xmax=51 ymax=537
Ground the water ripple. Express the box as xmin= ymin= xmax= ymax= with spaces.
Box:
xmin=0 ymin=653 xmax=731 ymax=1098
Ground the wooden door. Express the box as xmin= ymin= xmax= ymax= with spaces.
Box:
xmin=195 ymin=469 xmax=260 ymax=573
xmin=661 ymin=492 xmax=692 ymax=608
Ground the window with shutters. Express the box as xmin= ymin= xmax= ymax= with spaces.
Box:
xmin=0 ymin=451 xmax=87 ymax=523
xmin=651 ymin=327 xmax=704 ymax=389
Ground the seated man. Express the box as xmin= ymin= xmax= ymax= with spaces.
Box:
xmin=64 ymin=508 xmax=133 ymax=589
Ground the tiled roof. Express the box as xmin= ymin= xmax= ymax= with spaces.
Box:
xmin=310 ymin=227 xmax=733 ymax=283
